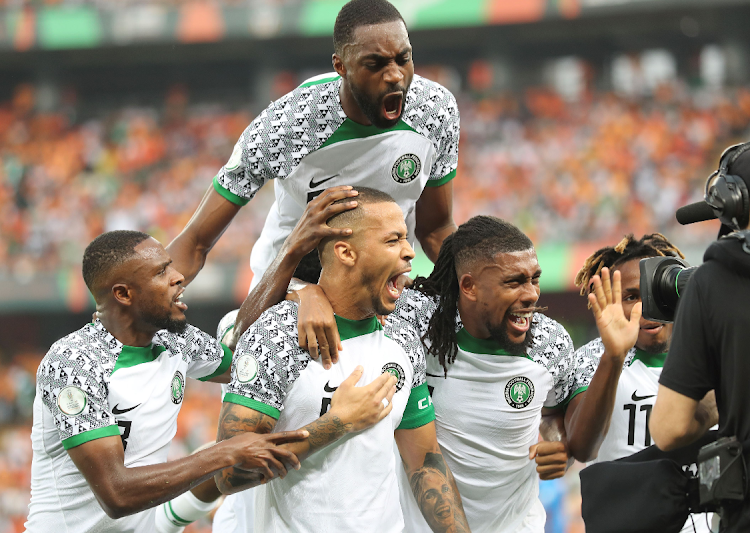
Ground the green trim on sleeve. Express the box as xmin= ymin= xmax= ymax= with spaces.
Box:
xmin=398 ymin=383 xmax=436 ymax=430
xmin=213 ymin=176 xmax=249 ymax=206
xmin=62 ymin=425 xmax=121 ymax=450
xmin=198 ymin=344 xmax=234 ymax=382
xmin=425 ymin=168 xmax=457 ymax=187
xmin=223 ymin=393 xmax=281 ymax=420
xmin=561 ymin=386 xmax=589 ymax=409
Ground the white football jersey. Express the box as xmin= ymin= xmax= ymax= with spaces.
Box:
xmin=25 ymin=320 xmax=232 ymax=533
xmin=390 ymin=290 xmax=582 ymax=533
xmin=575 ymin=338 xmax=713 ymax=533
xmin=224 ymin=301 xmax=434 ymax=533
xmin=212 ymin=73 xmax=460 ymax=287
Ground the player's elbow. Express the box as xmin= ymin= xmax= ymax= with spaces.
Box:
xmin=96 ymin=492 xmax=139 ymax=520
xmin=649 ymin=410 xmax=685 ymax=451
xmin=566 ymin=436 xmax=598 ymax=463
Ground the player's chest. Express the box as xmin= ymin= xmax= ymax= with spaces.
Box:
xmin=282 ymin=132 xmax=436 ymax=205
xmin=426 ymin=352 xmax=553 ymax=432
xmin=281 ymin=340 xmax=413 ymax=431
xmin=609 ymin=363 xmax=661 ymax=449
xmin=107 ymin=353 xmax=188 ymax=452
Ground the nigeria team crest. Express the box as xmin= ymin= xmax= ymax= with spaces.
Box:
xmin=505 ymin=376 xmax=534 ymax=409
xmin=392 ymin=154 xmax=421 ymax=184
xmin=171 ymin=371 xmax=185 ymax=405
xmin=382 ymin=362 xmax=406 ymax=392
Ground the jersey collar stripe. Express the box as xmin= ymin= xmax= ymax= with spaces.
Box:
xmin=112 ymin=345 xmax=167 ymax=375
xmin=335 ymin=315 xmax=383 ymax=341
xmin=455 ymin=328 xmax=531 ymax=358
xmin=61 ymin=424 xmax=120 ymax=450
xmin=319 ymin=118 xmax=417 ymax=150
xmin=630 ymin=349 xmax=668 ymax=368
xmin=298 ymin=74 xmax=341 ymax=88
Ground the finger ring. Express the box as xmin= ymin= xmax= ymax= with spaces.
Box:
xmin=381 ymin=398 xmax=389 ymax=408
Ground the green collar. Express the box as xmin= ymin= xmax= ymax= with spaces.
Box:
xmin=631 ymin=349 xmax=667 ymax=368
xmin=320 ymin=118 xmax=417 ymax=150
xmin=456 ymin=328 xmax=530 ymax=358
xmin=112 ymin=344 xmax=166 ymax=375
xmin=334 ymin=315 xmax=383 ymax=342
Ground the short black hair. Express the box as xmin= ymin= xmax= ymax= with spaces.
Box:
xmin=82 ymin=230 xmax=151 ymax=296
xmin=293 ymin=250 xmax=323 ymax=284
xmin=333 ymin=0 xmax=405 ymax=55
xmin=326 ymin=186 xmax=397 ymax=228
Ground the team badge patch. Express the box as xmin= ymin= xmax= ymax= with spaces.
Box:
xmin=236 ymin=354 xmax=259 ymax=384
xmin=382 ymin=362 xmax=406 ymax=392
xmin=225 ymin=142 xmax=243 ymax=171
xmin=58 ymin=386 xmax=87 ymax=416
xmin=171 ymin=371 xmax=185 ymax=405
xmin=392 ymin=154 xmax=421 ymax=184
xmin=505 ymin=376 xmax=534 ymax=409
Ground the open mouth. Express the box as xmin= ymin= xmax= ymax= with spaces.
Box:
xmin=385 ymin=270 xmax=411 ymax=301
xmin=641 ymin=323 xmax=663 ymax=335
xmin=173 ymin=288 xmax=188 ymax=312
xmin=382 ymin=92 xmax=404 ymax=121
xmin=508 ymin=310 xmax=533 ymax=333
xmin=435 ymin=503 xmax=451 ymax=519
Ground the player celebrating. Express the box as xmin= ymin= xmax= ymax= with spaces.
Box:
xmin=572 ymin=233 xmax=716 ymax=532
xmin=215 ymin=188 xmax=471 ymax=532
xmin=166 ymin=0 xmax=459 ymax=297
xmin=381 ymin=216 xmax=646 ymax=532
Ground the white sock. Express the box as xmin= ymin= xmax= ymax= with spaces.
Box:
xmin=155 ymin=490 xmax=217 ymax=533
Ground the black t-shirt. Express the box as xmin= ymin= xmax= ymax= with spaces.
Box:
xmin=660 ymin=232 xmax=750 ymax=531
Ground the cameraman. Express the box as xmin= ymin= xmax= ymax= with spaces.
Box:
xmin=651 ymin=146 xmax=750 ymax=531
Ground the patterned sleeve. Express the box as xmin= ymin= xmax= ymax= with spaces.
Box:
xmin=37 ymin=341 xmax=119 ymax=450
xmin=404 ymin=78 xmax=459 ymax=186
xmin=223 ymin=301 xmax=311 ymax=420
xmin=159 ymin=325 xmax=233 ymax=382
xmin=570 ymin=338 xmax=605 ymax=396
xmin=390 ymin=289 xmax=439 ymax=341
xmin=527 ymin=314 xmax=576 ymax=408
xmin=385 ymin=316 xmax=427 ymax=389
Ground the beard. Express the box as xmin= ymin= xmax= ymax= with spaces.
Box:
xmin=486 ymin=317 xmax=535 ymax=356
xmin=639 ymin=338 xmax=670 ymax=354
xmin=349 ymin=80 xmax=408 ymax=129
xmin=143 ymin=306 xmax=188 ymax=334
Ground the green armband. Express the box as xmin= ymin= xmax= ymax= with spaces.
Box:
xmin=398 ymin=383 xmax=435 ymax=430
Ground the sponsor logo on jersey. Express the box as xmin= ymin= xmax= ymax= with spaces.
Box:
xmin=392 ymin=154 xmax=421 ymax=184
xmin=225 ymin=142 xmax=243 ymax=171
xmin=236 ymin=354 xmax=259 ymax=383
xmin=171 ymin=371 xmax=185 ymax=405
xmin=58 ymin=386 xmax=87 ymax=416
xmin=382 ymin=362 xmax=406 ymax=392
xmin=505 ymin=376 xmax=534 ymax=409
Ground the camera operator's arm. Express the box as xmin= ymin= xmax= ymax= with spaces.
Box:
xmin=651 ymin=272 xmax=718 ymax=451
xmin=564 ymin=268 xmax=641 ymax=462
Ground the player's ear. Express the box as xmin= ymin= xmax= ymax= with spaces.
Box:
xmin=459 ymin=273 xmax=478 ymax=302
xmin=332 ymin=53 xmax=346 ymax=78
xmin=112 ymin=283 xmax=134 ymax=306
xmin=333 ymin=240 xmax=356 ymax=267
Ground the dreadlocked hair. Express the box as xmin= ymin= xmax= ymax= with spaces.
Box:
xmin=412 ymin=216 xmax=534 ymax=376
xmin=574 ymin=233 xmax=685 ymax=297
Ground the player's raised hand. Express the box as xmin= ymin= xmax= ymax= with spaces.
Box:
xmin=296 ymin=284 xmax=342 ymax=369
xmin=285 ymin=186 xmax=359 ymax=258
xmin=330 ymin=366 xmax=397 ymax=433
xmin=230 ymin=430 xmax=308 ymax=482
xmin=529 ymin=441 xmax=571 ymax=480
xmin=588 ymin=267 xmax=641 ymax=360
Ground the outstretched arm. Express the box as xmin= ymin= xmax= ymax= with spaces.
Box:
xmin=415 ymin=182 xmax=457 ymax=263
xmin=167 ymin=186 xmax=242 ymax=286
xmin=395 ymin=422 xmax=471 ymax=533
xmin=565 ymin=267 xmax=641 ymax=462
xmin=216 ymin=367 xmax=397 ymax=494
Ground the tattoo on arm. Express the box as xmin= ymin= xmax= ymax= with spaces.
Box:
xmin=408 ymin=452 xmax=470 ymax=533
xmin=279 ymin=413 xmax=352 ymax=460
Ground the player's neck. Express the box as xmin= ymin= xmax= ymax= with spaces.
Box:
xmin=339 ymin=81 xmax=372 ymax=126
xmin=318 ymin=277 xmax=375 ymax=321
xmin=98 ymin=309 xmax=158 ymax=347
xmin=456 ymin=298 xmax=491 ymax=340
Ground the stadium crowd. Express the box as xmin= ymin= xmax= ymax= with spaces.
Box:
xmin=0 ymin=75 xmax=744 ymax=278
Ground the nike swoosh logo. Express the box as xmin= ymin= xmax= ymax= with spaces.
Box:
xmin=631 ymin=392 xmax=655 ymax=402
xmin=324 ymin=381 xmax=338 ymax=393
xmin=112 ymin=403 xmax=141 ymax=415
xmin=309 ymin=174 xmax=339 ymax=189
